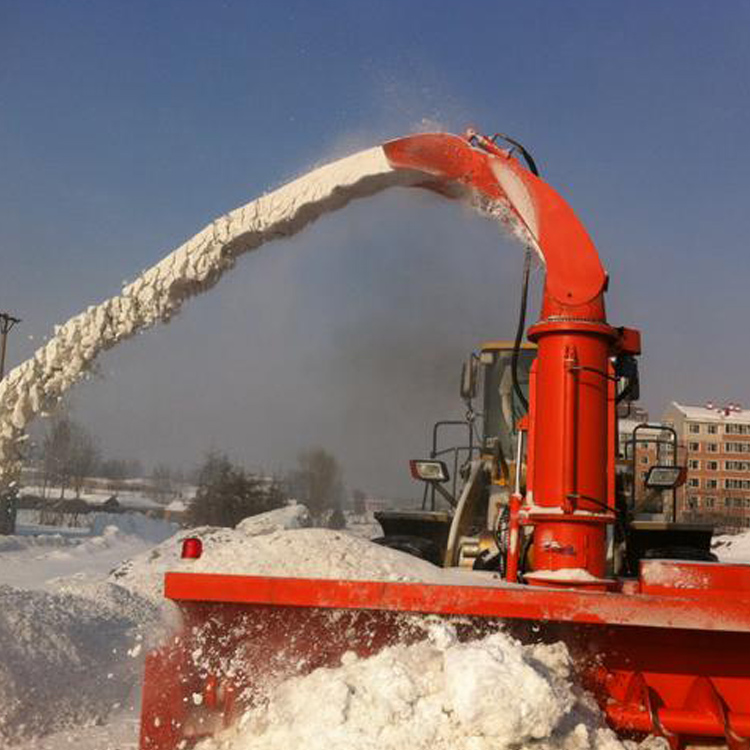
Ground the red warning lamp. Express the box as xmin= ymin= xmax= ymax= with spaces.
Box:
xmin=181 ymin=537 xmax=203 ymax=560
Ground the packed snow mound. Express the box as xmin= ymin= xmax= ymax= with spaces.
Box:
xmin=110 ymin=522 xmax=445 ymax=604
xmin=181 ymin=526 xmax=446 ymax=580
xmin=713 ymin=529 xmax=750 ymax=563
xmin=234 ymin=503 xmax=311 ymax=535
xmin=0 ymin=581 xmax=158 ymax=743
xmin=196 ymin=623 xmax=624 ymax=750
xmin=0 ymin=512 xmax=179 ymax=743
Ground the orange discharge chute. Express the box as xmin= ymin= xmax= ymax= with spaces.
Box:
xmin=383 ymin=131 xmax=607 ymax=317
xmin=139 ymin=130 xmax=750 ymax=750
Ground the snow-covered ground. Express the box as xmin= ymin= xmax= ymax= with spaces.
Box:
xmin=0 ymin=512 xmax=178 ymax=748
xmin=2 ymin=509 xmax=749 ymax=750
xmin=0 ymin=514 xmax=175 ymax=591
xmin=713 ymin=528 xmax=750 ymax=562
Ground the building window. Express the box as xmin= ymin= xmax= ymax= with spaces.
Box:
xmin=707 ymin=443 xmax=719 ymax=453
xmin=745 ymin=498 xmax=750 ymax=509
xmin=706 ymin=479 xmax=718 ymax=489
xmin=689 ymin=424 xmax=701 ymax=434
xmin=689 ymin=442 xmax=700 ymax=451
xmin=726 ymin=442 xmax=750 ymax=454
xmin=689 ymin=459 xmax=700 ymax=470
xmin=708 ymin=424 xmax=718 ymax=434
xmin=687 ymin=497 xmax=698 ymax=510
xmin=705 ymin=497 xmax=716 ymax=509
xmin=725 ymin=479 xmax=750 ymax=490
xmin=707 ymin=461 xmax=718 ymax=471
xmin=725 ymin=498 xmax=732 ymax=508
xmin=735 ymin=498 xmax=744 ymax=508
xmin=726 ymin=424 xmax=750 ymax=435
xmin=640 ymin=456 xmax=649 ymax=465
xmin=689 ymin=478 xmax=700 ymax=488
xmin=725 ymin=460 xmax=750 ymax=472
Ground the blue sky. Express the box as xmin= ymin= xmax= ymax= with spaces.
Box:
xmin=2 ymin=1 xmax=750 ymax=495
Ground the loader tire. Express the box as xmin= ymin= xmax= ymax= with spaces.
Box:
xmin=372 ymin=535 xmax=442 ymax=566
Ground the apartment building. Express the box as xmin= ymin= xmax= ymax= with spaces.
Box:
xmin=662 ymin=401 xmax=750 ymax=528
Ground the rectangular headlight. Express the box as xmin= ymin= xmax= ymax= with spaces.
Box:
xmin=645 ymin=465 xmax=685 ymax=489
xmin=409 ymin=459 xmax=450 ymax=483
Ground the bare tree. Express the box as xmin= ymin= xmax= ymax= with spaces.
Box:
xmin=352 ymin=489 xmax=367 ymax=519
xmin=149 ymin=463 xmax=174 ymax=504
xmin=41 ymin=415 xmax=98 ymax=499
xmin=42 ymin=416 xmax=73 ymax=498
xmin=69 ymin=426 xmax=99 ymax=499
xmin=290 ymin=447 xmax=345 ymax=524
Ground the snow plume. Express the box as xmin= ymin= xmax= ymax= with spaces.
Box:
xmin=0 ymin=140 xmax=537 ymax=486
xmin=0 ymin=147 xmax=425 ymax=482
xmin=196 ymin=622 xmax=624 ymax=750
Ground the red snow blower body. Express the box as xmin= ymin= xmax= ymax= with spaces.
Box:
xmin=139 ymin=131 xmax=750 ymax=750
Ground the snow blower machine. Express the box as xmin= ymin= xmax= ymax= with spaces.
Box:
xmin=139 ymin=130 xmax=750 ymax=750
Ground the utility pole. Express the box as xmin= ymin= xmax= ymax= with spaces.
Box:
xmin=0 ymin=312 xmax=21 ymax=534
xmin=0 ymin=312 xmax=21 ymax=380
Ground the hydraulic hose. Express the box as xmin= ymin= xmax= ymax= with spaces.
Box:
xmin=511 ymin=249 xmax=532 ymax=413
xmin=490 ymin=133 xmax=540 ymax=176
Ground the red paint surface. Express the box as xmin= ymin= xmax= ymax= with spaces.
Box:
xmin=140 ymin=569 xmax=750 ymax=750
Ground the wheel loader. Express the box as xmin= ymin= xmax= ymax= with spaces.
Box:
xmin=139 ymin=129 xmax=750 ymax=750
xmin=374 ymin=340 xmax=714 ymax=577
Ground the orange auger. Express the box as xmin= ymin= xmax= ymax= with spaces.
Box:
xmin=140 ymin=131 xmax=750 ymax=750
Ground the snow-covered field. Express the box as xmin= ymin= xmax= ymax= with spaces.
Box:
xmin=1 ymin=509 xmax=748 ymax=750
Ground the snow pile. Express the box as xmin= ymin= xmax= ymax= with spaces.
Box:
xmin=234 ymin=502 xmax=311 ymax=535
xmin=110 ymin=510 xmax=445 ymax=604
xmin=197 ymin=622 xmax=623 ymax=750
xmin=0 ymin=147 xmax=427 ymax=480
xmin=713 ymin=529 xmax=750 ymax=563
xmin=0 ymin=581 xmax=158 ymax=743
xmin=344 ymin=510 xmax=382 ymax=539
xmin=0 ymin=512 xmax=179 ymax=743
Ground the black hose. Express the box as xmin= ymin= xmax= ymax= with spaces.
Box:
xmin=491 ymin=133 xmax=540 ymax=176
xmin=511 ymin=250 xmax=532 ymax=413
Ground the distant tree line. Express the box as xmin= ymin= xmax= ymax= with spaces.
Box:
xmin=186 ymin=451 xmax=287 ymax=527
xmin=30 ymin=409 xmax=181 ymax=502
xmin=186 ymin=446 xmax=352 ymax=530
xmin=26 ymin=406 xmax=363 ymax=530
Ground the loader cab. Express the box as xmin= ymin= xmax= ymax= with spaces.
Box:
xmin=476 ymin=342 xmax=536 ymax=464
xmin=373 ymin=342 xmax=536 ymax=568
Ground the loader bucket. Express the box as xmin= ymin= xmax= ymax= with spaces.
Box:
xmin=140 ymin=559 xmax=750 ymax=750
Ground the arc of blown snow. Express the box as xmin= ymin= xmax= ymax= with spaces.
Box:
xmin=0 ymin=148 xmax=428 ymax=475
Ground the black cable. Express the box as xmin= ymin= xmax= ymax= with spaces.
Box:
xmin=511 ymin=250 xmax=532 ymax=413
xmin=491 ymin=133 xmax=540 ymax=176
